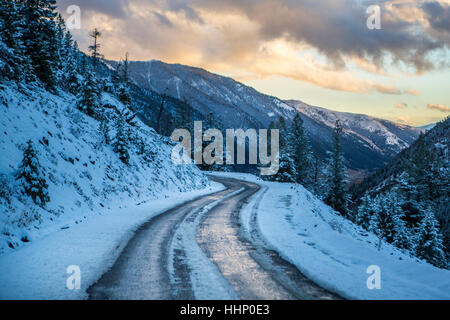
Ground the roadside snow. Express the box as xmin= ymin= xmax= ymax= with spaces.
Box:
xmin=212 ymin=172 xmax=450 ymax=300
xmin=0 ymin=182 xmax=224 ymax=300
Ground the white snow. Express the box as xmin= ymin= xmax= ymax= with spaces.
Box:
xmin=212 ymin=172 xmax=450 ymax=300
xmin=289 ymin=101 xmax=416 ymax=151
xmin=0 ymin=181 xmax=224 ymax=300
xmin=0 ymin=83 xmax=209 ymax=255
xmin=0 ymin=80 xmax=218 ymax=299
xmin=1 ymin=75 xmax=446 ymax=301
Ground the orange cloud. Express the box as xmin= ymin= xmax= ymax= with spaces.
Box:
xmin=57 ymin=0 xmax=444 ymax=97
xmin=395 ymin=102 xmax=408 ymax=109
xmin=427 ymin=103 xmax=450 ymax=112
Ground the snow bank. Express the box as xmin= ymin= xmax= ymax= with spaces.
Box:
xmin=0 ymin=182 xmax=224 ymax=299
xmin=212 ymin=172 xmax=450 ymax=300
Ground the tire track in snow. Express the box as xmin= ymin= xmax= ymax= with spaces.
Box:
xmin=168 ymin=188 xmax=244 ymax=300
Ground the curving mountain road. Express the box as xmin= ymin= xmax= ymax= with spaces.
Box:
xmin=88 ymin=176 xmax=340 ymax=300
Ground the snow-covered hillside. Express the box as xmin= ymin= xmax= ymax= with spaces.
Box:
xmin=287 ymin=101 xmax=417 ymax=153
xmin=213 ymin=172 xmax=450 ymax=300
xmin=0 ymin=82 xmax=209 ymax=255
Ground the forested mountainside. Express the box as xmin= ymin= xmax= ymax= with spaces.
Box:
xmin=116 ymin=59 xmax=422 ymax=172
xmin=351 ymin=117 xmax=450 ymax=267
xmin=0 ymin=0 xmax=207 ymax=254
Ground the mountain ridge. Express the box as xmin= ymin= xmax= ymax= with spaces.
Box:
xmin=113 ymin=59 xmax=423 ymax=172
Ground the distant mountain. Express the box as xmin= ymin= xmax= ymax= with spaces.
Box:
xmin=352 ymin=117 xmax=449 ymax=253
xmin=419 ymin=123 xmax=436 ymax=131
xmin=114 ymin=59 xmax=423 ymax=172
xmin=285 ymin=100 xmax=423 ymax=170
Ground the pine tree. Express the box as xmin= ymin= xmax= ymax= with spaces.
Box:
xmin=77 ymin=70 xmax=100 ymax=118
xmin=120 ymin=52 xmax=129 ymax=82
xmin=15 ymin=140 xmax=50 ymax=206
xmin=0 ymin=1 xmax=22 ymax=49
xmin=0 ymin=0 xmax=31 ymax=81
xmin=415 ymin=209 xmax=447 ymax=268
xmin=55 ymin=14 xmax=77 ymax=84
xmin=386 ymin=193 xmax=413 ymax=251
xmin=311 ymin=151 xmax=321 ymax=195
xmin=113 ymin=115 xmax=130 ymax=165
xmin=367 ymin=192 xmax=413 ymax=251
xmin=156 ymin=94 xmax=167 ymax=135
xmin=265 ymin=117 xmax=296 ymax=182
xmin=174 ymin=98 xmax=193 ymax=131
xmin=368 ymin=194 xmax=399 ymax=249
xmin=66 ymin=69 xmax=82 ymax=95
xmin=324 ymin=120 xmax=349 ymax=215
xmin=199 ymin=112 xmax=223 ymax=171
xmin=290 ymin=114 xmax=313 ymax=186
xmin=278 ymin=117 xmax=295 ymax=182
xmin=88 ymin=28 xmax=103 ymax=69
xmin=355 ymin=194 xmax=374 ymax=230
xmin=262 ymin=120 xmax=276 ymax=179
xmin=21 ymin=0 xmax=58 ymax=89
xmin=55 ymin=14 xmax=65 ymax=73
xmin=60 ymin=34 xmax=82 ymax=94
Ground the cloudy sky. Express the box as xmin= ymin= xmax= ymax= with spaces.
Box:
xmin=57 ymin=0 xmax=450 ymax=126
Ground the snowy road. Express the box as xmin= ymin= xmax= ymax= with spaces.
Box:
xmin=88 ymin=177 xmax=339 ymax=300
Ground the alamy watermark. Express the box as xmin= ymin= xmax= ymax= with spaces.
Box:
xmin=66 ymin=265 xmax=81 ymax=290
xmin=366 ymin=5 xmax=381 ymax=30
xmin=66 ymin=5 xmax=81 ymax=30
xmin=171 ymin=121 xmax=280 ymax=176
xmin=366 ymin=265 xmax=381 ymax=290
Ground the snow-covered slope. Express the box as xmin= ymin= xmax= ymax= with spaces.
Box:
xmin=118 ymin=60 xmax=422 ymax=171
xmin=213 ymin=172 xmax=450 ymax=300
xmin=0 ymin=82 xmax=209 ymax=255
xmin=286 ymin=100 xmax=422 ymax=159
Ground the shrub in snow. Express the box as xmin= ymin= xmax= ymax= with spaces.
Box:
xmin=14 ymin=208 xmax=41 ymax=228
xmin=15 ymin=140 xmax=50 ymax=207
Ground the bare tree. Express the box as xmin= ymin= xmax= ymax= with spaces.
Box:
xmin=122 ymin=52 xmax=129 ymax=82
xmin=156 ymin=93 xmax=167 ymax=134
xmin=88 ymin=28 xmax=103 ymax=69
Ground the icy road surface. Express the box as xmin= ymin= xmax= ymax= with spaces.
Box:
xmin=88 ymin=177 xmax=339 ymax=300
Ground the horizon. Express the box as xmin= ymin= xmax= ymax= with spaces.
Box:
xmin=56 ymin=0 xmax=450 ymax=126
xmin=108 ymin=57 xmax=445 ymax=128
